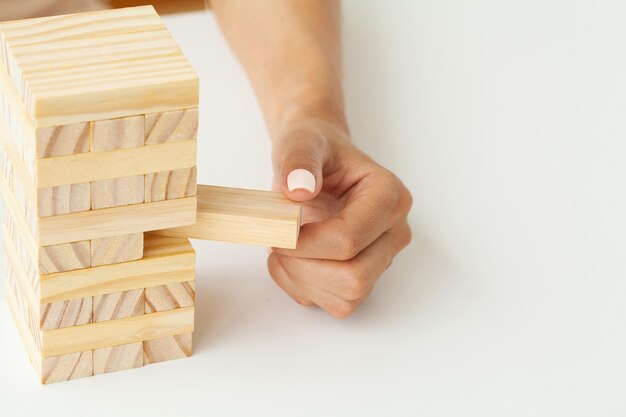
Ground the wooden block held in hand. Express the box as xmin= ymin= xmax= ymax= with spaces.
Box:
xmin=145 ymin=108 xmax=198 ymax=144
xmin=94 ymin=342 xmax=143 ymax=375
xmin=94 ymin=289 xmax=144 ymax=322
xmin=145 ymin=281 xmax=195 ymax=313
xmin=40 ymin=297 xmax=92 ymax=331
xmin=91 ymin=233 xmax=143 ymax=267
xmin=37 ymin=182 xmax=90 ymax=217
xmin=145 ymin=167 xmax=197 ymax=202
xmin=91 ymin=116 xmax=144 ymax=152
xmin=143 ymin=333 xmax=192 ymax=364
xmin=155 ymin=185 xmax=301 ymax=249
xmin=36 ymin=123 xmax=90 ymax=158
xmin=91 ymin=175 xmax=144 ymax=209
xmin=42 ymin=351 xmax=92 ymax=384
xmin=39 ymin=241 xmax=90 ymax=274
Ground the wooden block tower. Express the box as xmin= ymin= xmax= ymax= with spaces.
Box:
xmin=0 ymin=6 xmax=199 ymax=383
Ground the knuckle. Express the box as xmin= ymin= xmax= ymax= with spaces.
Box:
xmin=399 ymin=223 xmax=413 ymax=249
xmin=342 ymin=268 xmax=369 ymax=300
xmin=336 ymin=232 xmax=361 ymax=261
xmin=294 ymin=297 xmax=315 ymax=307
xmin=329 ymin=300 xmax=357 ymax=319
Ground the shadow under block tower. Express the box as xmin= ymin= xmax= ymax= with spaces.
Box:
xmin=0 ymin=6 xmax=198 ymax=383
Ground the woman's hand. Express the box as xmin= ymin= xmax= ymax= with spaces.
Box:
xmin=267 ymin=121 xmax=413 ymax=318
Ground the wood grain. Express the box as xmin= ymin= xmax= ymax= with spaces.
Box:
xmin=145 ymin=108 xmax=198 ymax=144
xmin=91 ymin=115 xmax=144 ymax=152
xmin=42 ymin=351 xmax=92 ymax=384
xmin=36 ymin=122 xmax=89 ymax=158
xmin=90 ymin=232 xmax=143 ymax=267
xmin=40 ymin=297 xmax=92 ymax=331
xmin=0 ymin=6 xmax=198 ymax=127
xmin=39 ymin=241 xmax=90 ymax=274
xmin=145 ymin=167 xmax=197 ymax=202
xmin=37 ymin=182 xmax=90 ymax=217
xmin=42 ymin=306 xmax=195 ymax=357
xmin=38 ymin=195 xmax=196 ymax=246
xmin=0 ymin=115 xmax=35 ymax=206
xmin=36 ymin=139 xmax=196 ymax=188
xmin=5 ymin=279 xmax=42 ymax=378
xmin=92 ymin=175 xmax=144 ymax=209
xmin=94 ymin=289 xmax=144 ymax=322
xmin=94 ymin=342 xmax=143 ymax=375
xmin=41 ymin=234 xmax=195 ymax=304
xmin=145 ymin=281 xmax=195 ymax=314
xmin=156 ymin=185 xmax=301 ymax=249
xmin=144 ymin=333 xmax=192 ymax=364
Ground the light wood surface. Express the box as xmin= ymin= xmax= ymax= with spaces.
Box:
xmin=145 ymin=167 xmax=197 ymax=202
xmin=143 ymin=333 xmax=192 ymax=364
xmin=0 ymin=117 xmax=35 ymax=207
xmin=5 ymin=280 xmax=42 ymax=378
xmin=90 ymin=232 xmax=143 ymax=267
xmin=36 ymin=139 xmax=196 ymax=188
xmin=145 ymin=281 xmax=195 ymax=313
xmin=92 ymin=175 xmax=144 ymax=209
xmin=42 ymin=307 xmax=195 ymax=357
xmin=3 ymin=230 xmax=39 ymax=319
xmin=0 ymin=171 xmax=36 ymax=255
xmin=37 ymin=182 xmax=90 ymax=217
xmin=156 ymin=185 xmax=301 ymax=249
xmin=38 ymin=196 xmax=196 ymax=246
xmin=94 ymin=342 xmax=143 ymax=375
xmin=40 ymin=297 xmax=92 ymax=331
xmin=91 ymin=115 xmax=145 ymax=152
xmin=42 ymin=351 xmax=93 ymax=384
xmin=39 ymin=241 xmax=90 ymax=274
xmin=41 ymin=234 xmax=194 ymax=304
xmin=0 ymin=6 xmax=199 ymax=127
xmin=36 ymin=122 xmax=90 ymax=158
xmin=145 ymin=108 xmax=198 ymax=144
xmin=94 ymin=289 xmax=144 ymax=322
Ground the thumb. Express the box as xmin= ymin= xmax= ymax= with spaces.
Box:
xmin=276 ymin=133 xmax=328 ymax=202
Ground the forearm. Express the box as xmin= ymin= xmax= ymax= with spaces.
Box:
xmin=212 ymin=0 xmax=348 ymax=140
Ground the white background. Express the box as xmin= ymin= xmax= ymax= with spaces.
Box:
xmin=1 ymin=1 xmax=625 ymax=415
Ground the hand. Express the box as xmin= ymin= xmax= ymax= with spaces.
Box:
xmin=267 ymin=120 xmax=413 ymax=318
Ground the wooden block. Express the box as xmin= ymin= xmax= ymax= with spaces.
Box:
xmin=145 ymin=167 xmax=197 ymax=202
xmin=37 ymin=182 xmax=90 ymax=217
xmin=90 ymin=232 xmax=143 ymax=267
xmin=94 ymin=289 xmax=144 ymax=322
xmin=92 ymin=175 xmax=144 ymax=209
xmin=42 ymin=351 xmax=92 ymax=384
xmin=93 ymin=342 xmax=143 ymax=375
xmin=38 ymin=196 xmax=196 ymax=246
xmin=40 ymin=297 xmax=92 ymax=331
xmin=91 ymin=115 xmax=144 ymax=152
xmin=145 ymin=281 xmax=195 ymax=313
xmin=42 ymin=307 xmax=194 ymax=357
xmin=39 ymin=241 xmax=90 ymax=274
xmin=6 ymin=279 xmax=42 ymax=377
xmin=144 ymin=333 xmax=192 ymax=364
xmin=41 ymin=234 xmax=195 ymax=304
xmin=0 ymin=117 xmax=36 ymax=207
xmin=0 ymin=6 xmax=198 ymax=127
xmin=155 ymin=185 xmax=301 ymax=249
xmin=37 ymin=139 xmax=196 ymax=188
xmin=145 ymin=108 xmax=198 ymax=145
xmin=36 ymin=122 xmax=89 ymax=158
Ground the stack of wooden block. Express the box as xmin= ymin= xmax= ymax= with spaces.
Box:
xmin=0 ymin=6 xmax=200 ymax=383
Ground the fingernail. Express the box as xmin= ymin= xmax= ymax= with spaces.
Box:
xmin=287 ymin=169 xmax=316 ymax=193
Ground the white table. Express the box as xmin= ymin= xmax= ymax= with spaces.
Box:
xmin=1 ymin=2 xmax=625 ymax=415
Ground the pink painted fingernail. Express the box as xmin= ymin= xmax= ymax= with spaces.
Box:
xmin=287 ymin=169 xmax=315 ymax=193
